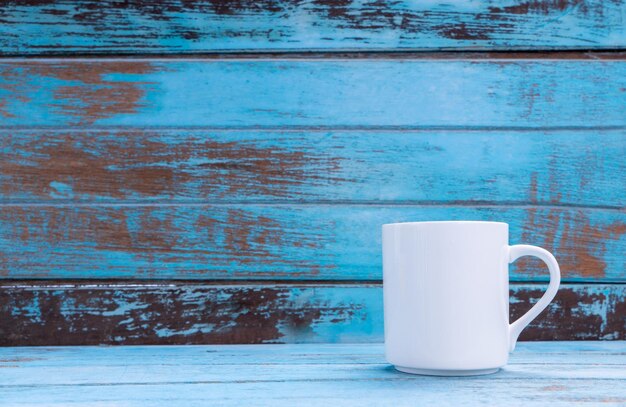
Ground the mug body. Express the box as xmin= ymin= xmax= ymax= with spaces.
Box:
xmin=383 ymin=221 xmax=509 ymax=376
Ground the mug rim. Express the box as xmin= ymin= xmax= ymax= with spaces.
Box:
xmin=382 ymin=220 xmax=508 ymax=228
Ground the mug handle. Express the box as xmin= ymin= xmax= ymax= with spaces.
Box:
xmin=508 ymin=244 xmax=561 ymax=352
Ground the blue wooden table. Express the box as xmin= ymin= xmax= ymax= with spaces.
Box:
xmin=1 ymin=341 xmax=625 ymax=406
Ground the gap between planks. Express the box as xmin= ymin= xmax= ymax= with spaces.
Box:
xmin=1 ymin=281 xmax=624 ymax=288
xmin=2 ymin=125 xmax=626 ymax=132
xmin=1 ymin=51 xmax=625 ymax=61
xmin=1 ymin=377 xmax=624 ymax=389
xmin=0 ymin=202 xmax=622 ymax=211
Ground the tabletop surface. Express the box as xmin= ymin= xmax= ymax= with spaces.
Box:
xmin=1 ymin=341 xmax=624 ymax=406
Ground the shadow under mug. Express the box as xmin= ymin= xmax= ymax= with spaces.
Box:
xmin=382 ymin=221 xmax=560 ymax=376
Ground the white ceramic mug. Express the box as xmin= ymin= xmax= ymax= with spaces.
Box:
xmin=383 ymin=221 xmax=560 ymax=376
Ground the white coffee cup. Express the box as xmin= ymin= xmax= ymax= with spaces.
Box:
xmin=383 ymin=221 xmax=560 ymax=376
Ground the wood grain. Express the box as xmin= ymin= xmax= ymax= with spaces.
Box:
xmin=3 ymin=341 xmax=626 ymax=368
xmin=0 ymin=1 xmax=623 ymax=54
xmin=0 ymin=371 xmax=624 ymax=407
xmin=1 ymin=129 xmax=624 ymax=207
xmin=0 ymin=283 xmax=623 ymax=345
xmin=1 ymin=343 xmax=625 ymax=385
xmin=0 ymin=205 xmax=623 ymax=281
xmin=1 ymin=342 xmax=624 ymax=406
xmin=1 ymin=60 xmax=624 ymax=127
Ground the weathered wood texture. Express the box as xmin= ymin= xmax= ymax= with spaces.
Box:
xmin=0 ymin=283 xmax=623 ymax=345
xmin=0 ymin=1 xmax=624 ymax=54
xmin=3 ymin=341 xmax=626 ymax=369
xmin=1 ymin=3 xmax=624 ymax=348
xmin=1 ymin=205 xmax=624 ymax=281
xmin=1 ymin=60 xmax=625 ymax=127
xmin=1 ymin=342 xmax=625 ymax=406
xmin=1 ymin=129 xmax=624 ymax=207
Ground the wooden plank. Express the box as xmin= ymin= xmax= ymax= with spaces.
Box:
xmin=1 ymin=343 xmax=625 ymax=386
xmin=0 ymin=205 xmax=623 ymax=281
xmin=5 ymin=362 xmax=621 ymax=387
xmin=0 ymin=283 xmax=623 ymax=345
xmin=0 ymin=1 xmax=624 ymax=54
xmin=2 ymin=341 xmax=625 ymax=369
xmin=1 ymin=129 xmax=624 ymax=207
xmin=1 ymin=59 xmax=624 ymax=127
xmin=1 ymin=378 xmax=624 ymax=407
xmin=1 ymin=343 xmax=623 ymax=405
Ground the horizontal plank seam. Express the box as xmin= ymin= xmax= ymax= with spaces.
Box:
xmin=2 ymin=127 xmax=626 ymax=134
xmin=1 ymin=51 xmax=625 ymax=60
xmin=2 ymin=364 xmax=623 ymax=371
xmin=0 ymin=281 xmax=623 ymax=289
xmin=1 ymin=376 xmax=623 ymax=389
xmin=2 ymin=126 xmax=625 ymax=132
xmin=0 ymin=202 xmax=623 ymax=211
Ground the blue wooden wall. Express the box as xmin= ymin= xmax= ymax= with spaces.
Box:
xmin=0 ymin=0 xmax=624 ymax=345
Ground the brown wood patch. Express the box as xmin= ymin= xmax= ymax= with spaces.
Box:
xmin=0 ymin=62 xmax=156 ymax=124
xmin=0 ymin=283 xmax=622 ymax=345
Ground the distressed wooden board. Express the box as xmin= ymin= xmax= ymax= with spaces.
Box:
xmin=0 ymin=205 xmax=623 ymax=281
xmin=1 ymin=59 xmax=625 ymax=127
xmin=0 ymin=1 xmax=624 ymax=54
xmin=1 ymin=129 xmax=624 ymax=207
xmin=1 ymin=343 xmax=624 ymax=407
xmin=1 ymin=378 xmax=625 ymax=407
xmin=1 ymin=343 xmax=626 ymax=386
xmin=5 ymin=362 xmax=622 ymax=387
xmin=0 ymin=283 xmax=623 ymax=345
xmin=2 ymin=341 xmax=625 ymax=368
